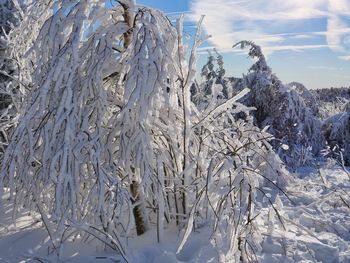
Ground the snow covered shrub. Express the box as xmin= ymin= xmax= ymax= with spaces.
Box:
xmin=288 ymin=82 xmax=319 ymax=116
xmin=0 ymin=0 xmax=23 ymax=159
xmin=0 ymin=0 xmax=21 ymax=36
xmin=1 ymin=1 xmax=289 ymax=261
xmin=318 ymin=97 xmax=350 ymax=119
xmin=180 ymin=86 xmax=290 ymax=262
xmin=322 ymin=110 xmax=350 ymax=166
xmin=232 ymin=41 xmax=325 ymax=169
xmin=0 ymin=0 xmax=39 ymax=162
xmin=311 ymin=87 xmax=350 ymax=119
xmin=345 ymin=101 xmax=350 ymax=112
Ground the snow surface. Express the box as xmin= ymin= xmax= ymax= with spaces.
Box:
xmin=0 ymin=163 xmax=349 ymax=262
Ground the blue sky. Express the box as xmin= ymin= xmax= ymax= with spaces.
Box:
xmin=135 ymin=0 xmax=350 ymax=89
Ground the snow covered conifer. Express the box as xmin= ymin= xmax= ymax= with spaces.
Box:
xmin=193 ymin=50 xmax=229 ymax=109
xmin=200 ymin=51 xmax=216 ymax=95
xmin=233 ymin=41 xmax=326 ymax=168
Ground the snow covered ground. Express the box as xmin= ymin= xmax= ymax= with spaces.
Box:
xmin=1 ymin=163 xmax=349 ymax=263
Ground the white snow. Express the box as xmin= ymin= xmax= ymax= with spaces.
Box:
xmin=281 ymin=144 xmax=290 ymax=150
xmin=1 ymin=163 xmax=349 ymax=262
xmin=0 ymin=2 xmax=349 ymax=263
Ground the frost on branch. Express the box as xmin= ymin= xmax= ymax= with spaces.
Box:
xmin=232 ymin=41 xmax=325 ymax=169
xmin=0 ymin=0 xmax=25 ymax=161
xmin=0 ymin=0 xmax=50 ymax=163
xmin=1 ymin=2 xmax=290 ymax=261
xmin=1 ymin=1 xmax=131 ymax=258
xmin=113 ymin=9 xmax=206 ymax=239
xmin=288 ymin=82 xmax=319 ymax=116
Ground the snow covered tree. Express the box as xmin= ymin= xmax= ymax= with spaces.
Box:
xmin=0 ymin=0 xmax=19 ymax=113
xmin=200 ymin=51 xmax=216 ymax=95
xmin=193 ymin=49 xmax=228 ymax=106
xmin=215 ymin=49 xmax=227 ymax=97
xmin=232 ymin=41 xmax=325 ymax=169
xmin=0 ymin=0 xmax=28 ymax=161
xmin=288 ymin=82 xmax=319 ymax=116
xmin=0 ymin=0 xmax=21 ymax=36
xmin=1 ymin=1 xmax=133 ymax=259
xmin=1 ymin=1 xmax=289 ymax=261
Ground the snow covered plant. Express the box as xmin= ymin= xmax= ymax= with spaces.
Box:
xmin=322 ymin=109 xmax=350 ymax=166
xmin=1 ymin=1 xmax=289 ymax=261
xmin=1 ymin=1 xmax=133 ymax=260
xmin=233 ymin=41 xmax=325 ymax=169
xmin=288 ymin=82 xmax=319 ymax=116
xmin=0 ymin=0 xmax=46 ymax=163
xmin=192 ymin=49 xmax=228 ymax=106
xmin=0 ymin=0 xmax=26 ymax=161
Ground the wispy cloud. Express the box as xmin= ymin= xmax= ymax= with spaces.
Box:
xmin=198 ymin=44 xmax=332 ymax=56
xmin=327 ymin=0 xmax=350 ymax=54
xmin=339 ymin=55 xmax=350 ymax=61
xmin=189 ymin=0 xmax=350 ymax=58
xmin=307 ymin=65 xmax=344 ymax=70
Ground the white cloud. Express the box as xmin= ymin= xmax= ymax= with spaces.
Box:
xmin=339 ymin=55 xmax=350 ymax=61
xmin=198 ymin=44 xmax=331 ymax=56
xmin=265 ymin=44 xmax=331 ymax=52
xmin=307 ymin=65 xmax=344 ymax=70
xmin=189 ymin=0 xmax=350 ymax=58
xmin=327 ymin=0 xmax=350 ymax=54
xmin=328 ymin=0 xmax=350 ymax=15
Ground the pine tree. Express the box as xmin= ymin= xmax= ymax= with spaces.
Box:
xmin=194 ymin=49 xmax=228 ymax=107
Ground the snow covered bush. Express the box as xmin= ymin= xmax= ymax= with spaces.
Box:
xmin=0 ymin=0 xmax=21 ymax=36
xmin=318 ymin=97 xmax=350 ymax=119
xmin=1 ymin=1 xmax=290 ymax=261
xmin=0 ymin=0 xmax=23 ymax=159
xmin=322 ymin=110 xmax=350 ymax=166
xmin=0 ymin=0 xmax=33 ymax=163
xmin=232 ymin=41 xmax=325 ymax=169
xmin=0 ymin=0 xmax=37 ymax=162
xmin=180 ymin=85 xmax=290 ymax=261
xmin=288 ymin=82 xmax=319 ymax=116
xmin=311 ymin=87 xmax=350 ymax=119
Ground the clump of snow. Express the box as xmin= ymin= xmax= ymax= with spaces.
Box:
xmin=281 ymin=144 xmax=289 ymax=150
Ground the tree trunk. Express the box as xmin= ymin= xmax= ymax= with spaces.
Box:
xmin=118 ymin=0 xmax=135 ymax=49
xmin=130 ymin=180 xmax=147 ymax=235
